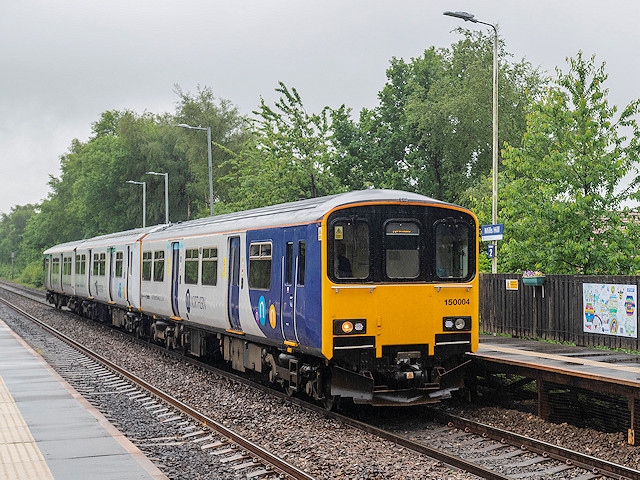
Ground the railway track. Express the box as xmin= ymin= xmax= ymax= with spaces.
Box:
xmin=2 ymin=282 xmax=639 ymax=479
xmin=0 ymin=292 xmax=314 ymax=480
xmin=358 ymin=410 xmax=638 ymax=480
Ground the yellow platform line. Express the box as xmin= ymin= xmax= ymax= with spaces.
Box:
xmin=0 ymin=377 xmax=54 ymax=480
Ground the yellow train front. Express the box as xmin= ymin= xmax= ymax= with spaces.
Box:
xmin=319 ymin=195 xmax=478 ymax=406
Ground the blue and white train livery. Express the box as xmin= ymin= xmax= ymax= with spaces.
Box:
xmin=44 ymin=189 xmax=479 ymax=407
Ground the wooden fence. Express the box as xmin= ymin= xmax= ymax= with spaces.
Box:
xmin=479 ymin=274 xmax=640 ymax=351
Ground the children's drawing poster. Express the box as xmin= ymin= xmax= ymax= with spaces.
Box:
xmin=583 ymin=283 xmax=637 ymax=338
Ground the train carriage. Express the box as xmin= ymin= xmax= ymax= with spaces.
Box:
xmin=44 ymin=189 xmax=478 ymax=407
xmin=44 ymin=239 xmax=84 ymax=306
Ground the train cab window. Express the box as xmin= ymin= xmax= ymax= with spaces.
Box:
xmin=435 ymin=221 xmax=470 ymax=279
xmin=297 ymin=241 xmax=306 ymax=286
xmin=202 ymin=247 xmax=218 ymax=286
xmin=153 ymin=251 xmax=165 ymax=282
xmin=249 ymin=242 xmax=272 ymax=290
xmin=115 ymin=251 xmax=124 ymax=277
xmin=384 ymin=221 xmax=420 ymax=279
xmin=142 ymin=251 xmax=152 ymax=281
xmin=332 ymin=219 xmax=369 ymax=280
xmin=185 ymin=248 xmax=199 ymax=285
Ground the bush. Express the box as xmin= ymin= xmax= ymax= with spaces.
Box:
xmin=19 ymin=261 xmax=44 ymax=288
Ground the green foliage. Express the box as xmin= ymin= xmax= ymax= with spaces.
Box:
xmin=19 ymin=261 xmax=44 ymax=287
xmin=332 ymin=28 xmax=543 ymax=207
xmin=173 ymin=85 xmax=251 ymax=215
xmin=219 ymin=82 xmax=345 ymax=211
xmin=3 ymin=37 xmax=639 ymax=285
xmin=499 ymin=52 xmax=640 ymax=274
xmin=0 ymin=204 xmax=38 ymax=278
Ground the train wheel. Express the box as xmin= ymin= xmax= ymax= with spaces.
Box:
xmin=323 ymin=394 xmax=339 ymax=411
xmin=285 ymin=383 xmax=296 ymax=397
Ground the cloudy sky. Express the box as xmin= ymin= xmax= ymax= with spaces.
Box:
xmin=1 ymin=1 xmax=638 ymax=215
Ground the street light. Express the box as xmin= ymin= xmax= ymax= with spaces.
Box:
xmin=125 ymin=180 xmax=146 ymax=228
xmin=145 ymin=171 xmax=169 ymax=224
xmin=176 ymin=123 xmax=214 ymax=216
xmin=444 ymin=11 xmax=499 ymax=273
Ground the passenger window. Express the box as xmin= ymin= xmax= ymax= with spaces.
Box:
xmin=142 ymin=251 xmax=152 ymax=281
xmin=332 ymin=220 xmax=369 ymax=280
xmin=93 ymin=253 xmax=106 ymax=276
xmin=153 ymin=250 xmax=164 ymax=282
xmin=249 ymin=242 xmax=272 ymax=290
xmin=52 ymin=257 xmax=60 ymax=275
xmin=76 ymin=254 xmax=86 ymax=275
xmin=115 ymin=251 xmax=124 ymax=277
xmin=185 ymin=248 xmax=199 ymax=285
xmin=435 ymin=222 xmax=469 ymax=279
xmin=202 ymin=247 xmax=218 ymax=286
xmin=385 ymin=221 xmax=420 ymax=279
xmin=99 ymin=253 xmax=106 ymax=276
xmin=63 ymin=257 xmax=72 ymax=276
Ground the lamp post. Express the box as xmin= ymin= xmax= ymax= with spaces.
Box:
xmin=145 ymin=171 xmax=169 ymax=224
xmin=176 ymin=123 xmax=214 ymax=216
xmin=125 ymin=180 xmax=146 ymax=228
xmin=444 ymin=10 xmax=499 ymax=274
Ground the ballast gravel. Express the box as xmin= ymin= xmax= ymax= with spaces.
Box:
xmin=2 ymin=287 xmax=639 ymax=478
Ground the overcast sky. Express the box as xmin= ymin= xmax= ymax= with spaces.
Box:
xmin=1 ymin=0 xmax=638 ymax=216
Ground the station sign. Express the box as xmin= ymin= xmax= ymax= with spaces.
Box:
xmin=481 ymin=223 xmax=504 ymax=241
xmin=487 ymin=243 xmax=495 ymax=259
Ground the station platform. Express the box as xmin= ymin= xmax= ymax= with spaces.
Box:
xmin=471 ymin=335 xmax=640 ymax=444
xmin=0 ymin=319 xmax=168 ymax=480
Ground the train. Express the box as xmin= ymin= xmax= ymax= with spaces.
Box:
xmin=43 ymin=189 xmax=479 ymax=408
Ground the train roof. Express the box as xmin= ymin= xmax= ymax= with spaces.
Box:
xmin=143 ymin=189 xmax=454 ymax=240
xmin=43 ymin=190 xmax=467 ymax=253
xmin=43 ymin=225 xmax=168 ymax=255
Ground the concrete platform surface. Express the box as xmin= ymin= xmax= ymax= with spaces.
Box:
xmin=0 ymin=319 xmax=168 ymax=480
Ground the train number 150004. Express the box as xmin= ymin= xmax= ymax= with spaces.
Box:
xmin=444 ymin=298 xmax=470 ymax=306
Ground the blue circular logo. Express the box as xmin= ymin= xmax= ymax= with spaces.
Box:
xmin=258 ymin=296 xmax=267 ymax=326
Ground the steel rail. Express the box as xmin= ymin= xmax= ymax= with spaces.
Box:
xmin=434 ymin=411 xmax=639 ymax=480
xmin=5 ymin=283 xmax=637 ymax=479
xmin=0 ymin=295 xmax=316 ymax=480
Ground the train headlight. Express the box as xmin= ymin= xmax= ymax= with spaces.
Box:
xmin=333 ymin=319 xmax=366 ymax=335
xmin=443 ymin=316 xmax=471 ymax=331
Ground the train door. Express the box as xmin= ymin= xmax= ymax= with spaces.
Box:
xmin=280 ymin=230 xmax=305 ymax=343
xmin=124 ymin=246 xmax=130 ymax=305
xmin=87 ymin=249 xmax=93 ymax=298
xmin=227 ymin=236 xmax=242 ymax=331
xmin=108 ymin=247 xmax=116 ymax=302
xmin=171 ymin=242 xmax=180 ymax=318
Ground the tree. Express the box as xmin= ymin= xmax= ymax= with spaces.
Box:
xmin=332 ymin=29 xmax=543 ymax=206
xmin=0 ymin=204 xmax=38 ymax=277
xmin=499 ymin=52 xmax=640 ymax=274
xmin=220 ymin=82 xmax=344 ymax=211
xmin=173 ymin=85 xmax=251 ymax=216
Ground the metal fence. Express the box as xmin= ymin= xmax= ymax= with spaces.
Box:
xmin=479 ymin=274 xmax=640 ymax=351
